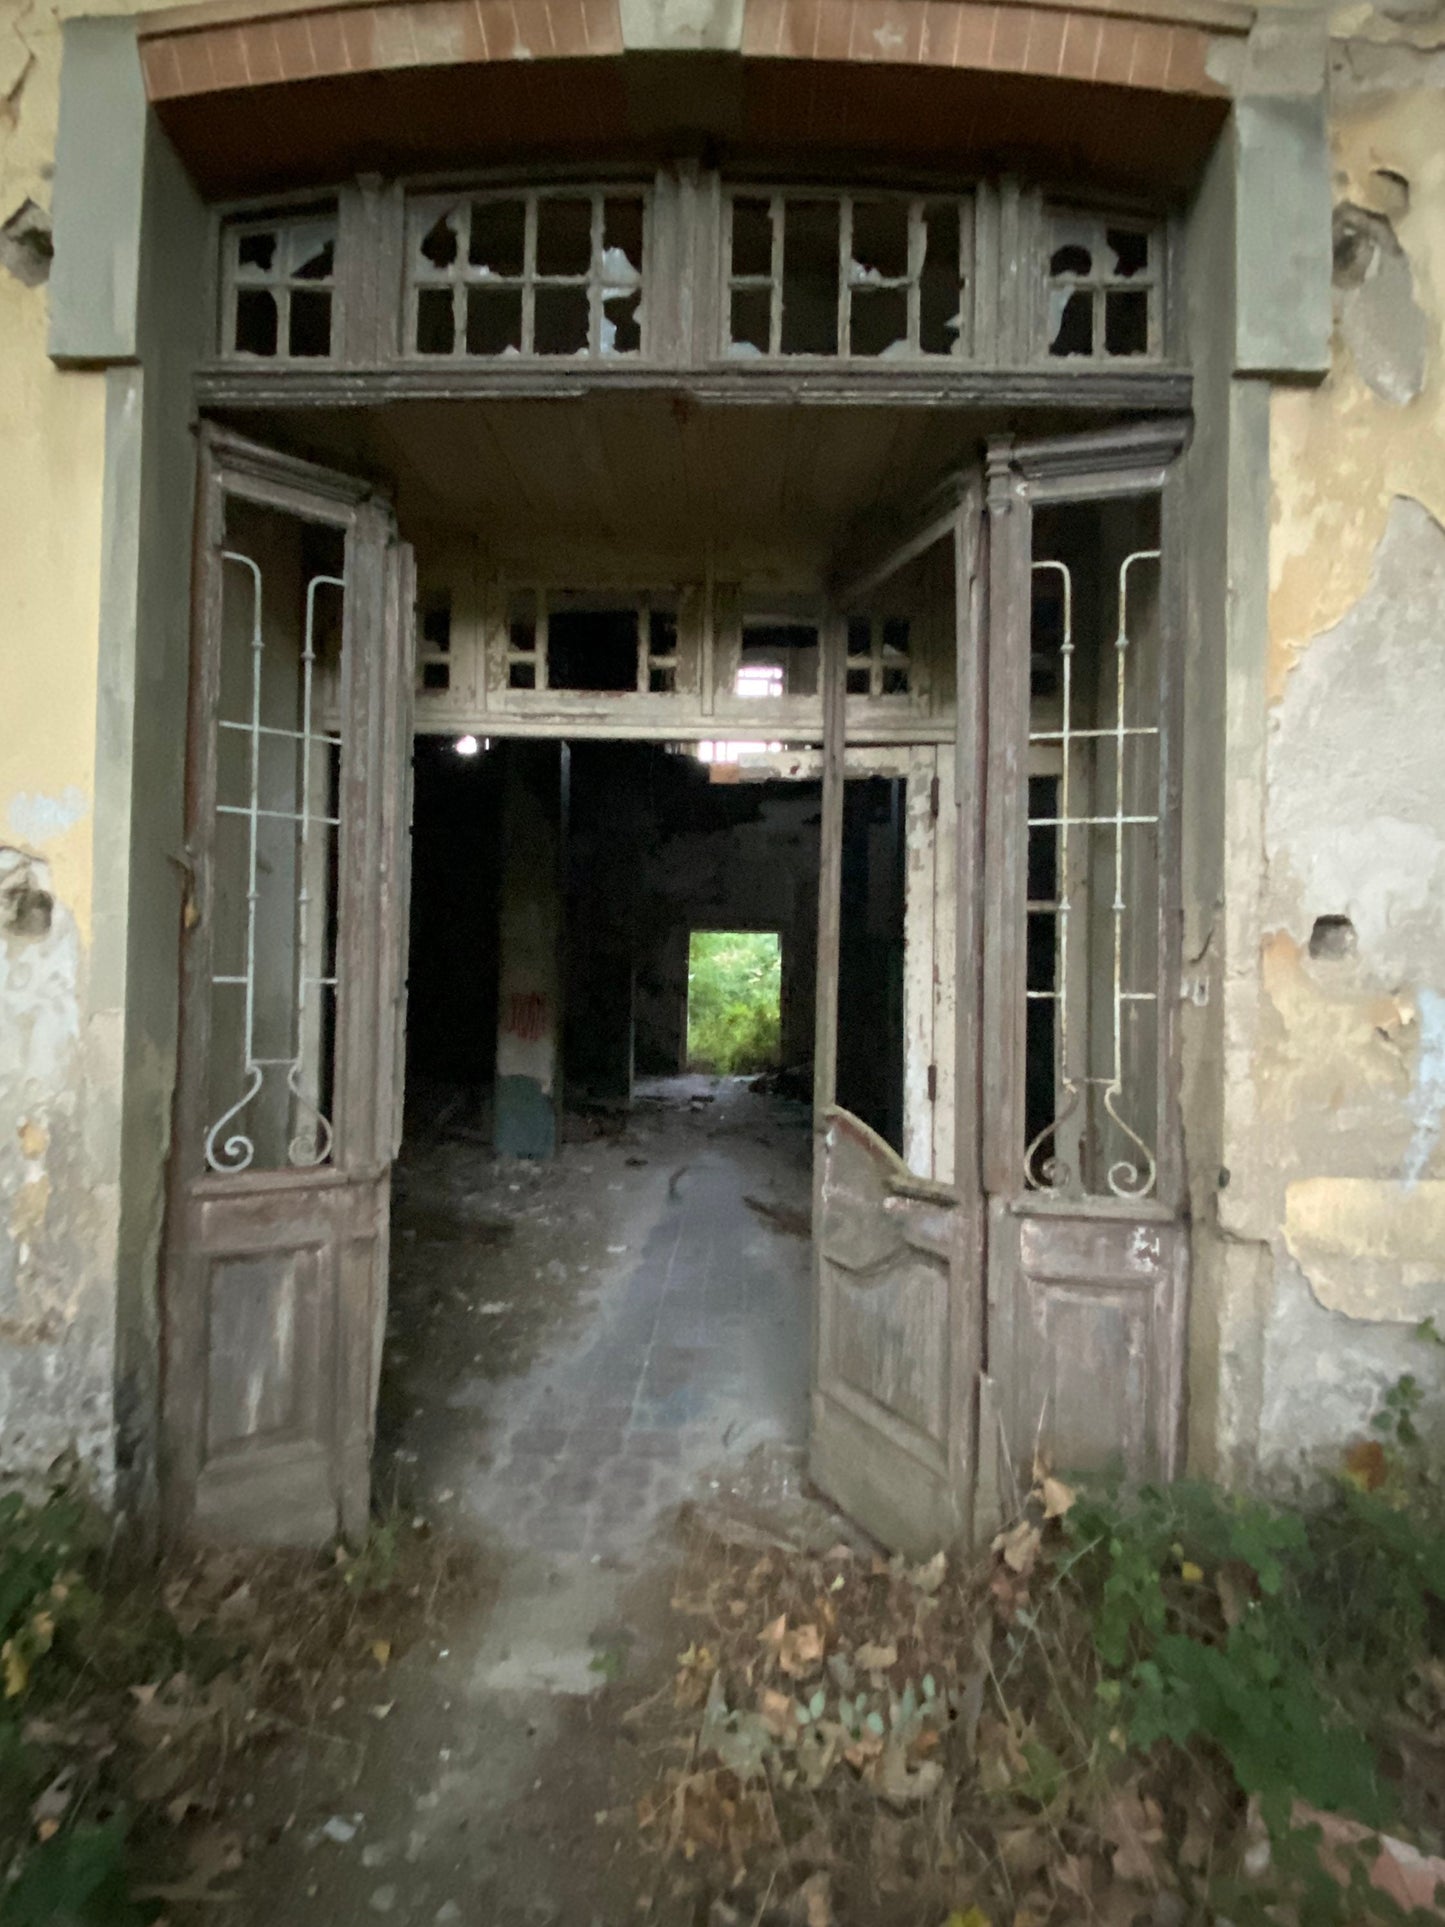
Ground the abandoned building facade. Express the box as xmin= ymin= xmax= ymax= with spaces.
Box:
xmin=0 ymin=0 xmax=1442 ymax=1552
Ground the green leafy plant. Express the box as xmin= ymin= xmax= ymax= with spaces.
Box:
xmin=686 ymin=930 xmax=782 ymax=1074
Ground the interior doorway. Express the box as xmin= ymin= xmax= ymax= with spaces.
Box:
xmin=685 ymin=930 xmax=783 ymax=1076
xmin=378 ymin=736 xmax=828 ymax=1550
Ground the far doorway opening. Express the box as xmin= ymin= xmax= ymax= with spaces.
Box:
xmin=685 ymin=930 xmax=783 ymax=1075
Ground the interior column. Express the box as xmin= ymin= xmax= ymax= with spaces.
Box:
xmin=494 ymin=741 xmax=567 ymax=1158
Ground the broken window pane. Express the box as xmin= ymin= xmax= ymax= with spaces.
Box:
xmin=466 ymin=286 xmax=523 ymax=356
xmin=235 ymin=288 xmax=278 ymax=357
xmin=416 ymin=287 xmax=456 ymax=355
xmin=649 ymin=665 xmax=676 ymax=693
xmin=288 ymin=289 xmax=332 ymax=357
xmin=421 ymin=593 xmax=452 ymax=653
xmin=846 ymin=666 xmax=871 ymax=695
xmin=509 ymin=591 xmax=537 ymax=654
xmin=469 ymin=198 xmax=526 ymax=277
xmin=1045 ymin=209 xmax=1161 ymax=359
xmin=851 ymin=286 xmax=908 ymax=358
xmin=780 ymin=201 xmax=840 ymax=356
xmin=547 ymin=608 xmax=639 ymax=690
xmin=422 ymin=661 xmax=450 ymax=690
xmin=601 ymin=291 xmax=642 ymax=355
xmin=509 ymin=660 xmax=536 ymax=689
xmin=534 ymin=285 xmax=591 ymax=355
xmin=288 ymin=220 xmax=335 ymax=280
xmin=419 ymin=208 xmax=461 ymax=271
xmin=1050 ymin=289 xmax=1093 ymax=357
xmin=739 ymin=623 xmax=819 ymax=697
xmin=237 ymin=229 xmax=277 ymax=273
xmin=731 ymin=198 xmax=773 ymax=279
xmin=1105 ymin=289 xmax=1149 ymax=356
xmin=602 ymin=199 xmax=644 ymax=285
xmin=729 ymin=288 xmax=770 ymax=357
xmin=850 ymin=200 xmax=909 ymax=282
xmin=919 ymin=202 xmax=963 ymax=356
xmin=846 ymin=619 xmax=872 ymax=658
xmin=536 ymin=197 xmax=593 ymax=278
xmin=1107 ymin=227 xmax=1149 ymax=277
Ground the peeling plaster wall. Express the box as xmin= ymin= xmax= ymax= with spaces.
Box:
xmin=1 ymin=0 xmax=201 ymax=1499
xmin=2 ymin=0 xmax=113 ymax=1489
xmin=1255 ymin=27 xmax=1445 ymax=1464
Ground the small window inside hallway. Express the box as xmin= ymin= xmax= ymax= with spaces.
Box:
xmin=686 ymin=931 xmax=782 ymax=1075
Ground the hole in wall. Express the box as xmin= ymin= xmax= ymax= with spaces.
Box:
xmin=0 ymin=200 xmax=53 ymax=288
xmin=1309 ymin=914 xmax=1356 ymax=960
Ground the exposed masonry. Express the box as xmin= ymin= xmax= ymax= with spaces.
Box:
xmin=1332 ymin=201 xmax=1428 ymax=406
xmin=1258 ymin=497 xmax=1445 ymax=1465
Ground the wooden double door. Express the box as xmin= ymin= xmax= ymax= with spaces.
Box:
xmin=810 ymin=423 xmax=1191 ymax=1555
xmin=160 ymin=420 xmax=1190 ymax=1553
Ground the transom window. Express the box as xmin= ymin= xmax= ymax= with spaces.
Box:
xmin=213 ymin=174 xmax=1175 ymax=370
xmin=724 ymin=191 xmax=971 ymax=360
xmin=406 ymin=189 xmax=647 ymax=359
xmin=223 ymin=205 xmax=337 ymax=359
xmin=501 ymin=588 xmax=679 ymax=693
xmin=1045 ymin=210 xmax=1161 ymax=360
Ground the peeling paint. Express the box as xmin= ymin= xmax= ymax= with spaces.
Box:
xmin=1404 ymin=988 xmax=1445 ymax=1186
xmin=6 ymin=785 xmax=89 ymax=845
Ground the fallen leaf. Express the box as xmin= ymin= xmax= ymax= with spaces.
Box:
xmin=855 ymin=1642 xmax=897 ymax=1673
xmin=1040 ymin=1475 xmax=1076 ymax=1519
xmin=992 ymin=1520 xmax=1042 ymax=1578
xmin=371 ymin=1640 xmax=392 ymax=1669
xmin=910 ymin=1552 xmax=947 ymax=1595
xmin=1179 ymin=1560 xmax=1204 ymax=1584
xmin=799 ymin=1869 xmax=833 ymax=1926
xmin=1343 ymin=1438 xmax=1387 ymax=1492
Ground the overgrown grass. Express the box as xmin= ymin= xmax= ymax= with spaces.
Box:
xmin=686 ymin=929 xmax=782 ymax=1075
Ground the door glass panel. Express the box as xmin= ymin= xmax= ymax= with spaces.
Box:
xmin=205 ymin=497 xmax=346 ymax=1174
xmin=1025 ymin=495 xmax=1162 ymax=1200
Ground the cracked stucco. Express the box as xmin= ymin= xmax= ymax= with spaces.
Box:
xmin=1255 ymin=60 xmax=1445 ymax=1464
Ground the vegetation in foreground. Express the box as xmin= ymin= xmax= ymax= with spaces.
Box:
xmin=636 ymin=1346 xmax=1445 ymax=1925
xmin=0 ymin=1496 xmax=473 ymax=1924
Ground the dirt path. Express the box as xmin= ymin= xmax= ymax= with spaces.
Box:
xmin=212 ymin=1078 xmax=825 ymax=1927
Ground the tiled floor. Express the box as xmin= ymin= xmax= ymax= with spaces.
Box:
xmin=383 ymin=1075 xmax=812 ymax=1564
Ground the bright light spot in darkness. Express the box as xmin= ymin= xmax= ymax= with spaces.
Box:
xmin=455 ymin=735 xmax=480 ymax=756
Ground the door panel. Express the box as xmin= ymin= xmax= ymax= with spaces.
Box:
xmin=980 ymin=424 xmax=1189 ymax=1508
xmin=811 ymin=491 xmax=982 ymax=1556
xmin=162 ymin=426 xmax=415 ymax=1547
xmin=813 ymin=1110 xmax=964 ymax=1556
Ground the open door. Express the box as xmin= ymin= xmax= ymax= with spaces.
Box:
xmin=161 ymin=426 xmax=415 ymax=1546
xmin=809 ymin=478 xmax=984 ymax=1557
xmin=980 ymin=424 xmax=1189 ymax=1512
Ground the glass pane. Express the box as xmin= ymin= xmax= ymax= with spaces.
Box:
xmin=602 ymin=198 xmax=644 ymax=286
xmin=466 ymin=285 xmax=523 ymax=356
xmin=416 ymin=287 xmax=456 ymax=355
xmin=534 ymin=285 xmax=591 ymax=355
xmin=601 ymin=290 xmax=642 ymax=356
xmin=850 ymin=200 xmax=908 ymax=281
xmin=731 ymin=198 xmax=773 ymax=279
xmin=469 ymin=198 xmax=526 ymax=277
xmin=1105 ymin=289 xmax=1149 ymax=356
xmin=205 ymin=499 xmax=346 ymax=1176
xmin=780 ymin=201 xmax=840 ymax=355
xmin=236 ymin=228 xmax=277 ymax=274
xmin=536 ymin=197 xmax=592 ymax=277
xmin=729 ymin=287 xmax=770 ymax=356
xmin=287 ymin=218 xmax=335 ymax=280
xmin=235 ymin=288 xmax=278 ymax=357
xmin=919 ymin=202 xmax=963 ymax=356
xmin=1049 ymin=289 xmax=1093 ymax=357
xmin=288 ymin=288 xmax=332 ymax=357
xmin=850 ymin=287 xmax=908 ymax=358
xmin=418 ymin=207 xmax=461 ymax=271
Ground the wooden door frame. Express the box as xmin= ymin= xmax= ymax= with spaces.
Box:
xmin=161 ymin=422 xmax=410 ymax=1545
xmin=978 ymin=419 xmax=1192 ymax=1511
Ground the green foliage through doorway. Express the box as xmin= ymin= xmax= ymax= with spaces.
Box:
xmin=686 ymin=931 xmax=782 ymax=1074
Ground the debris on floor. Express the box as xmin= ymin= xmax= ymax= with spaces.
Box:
xmin=622 ymin=1459 xmax=1445 ymax=1927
